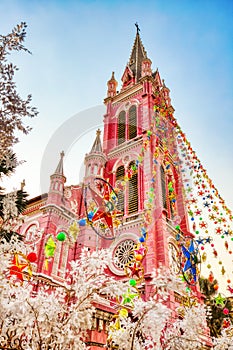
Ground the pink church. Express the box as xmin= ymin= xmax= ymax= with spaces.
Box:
xmin=20 ymin=28 xmax=199 ymax=348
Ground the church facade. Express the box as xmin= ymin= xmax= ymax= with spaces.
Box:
xmin=20 ymin=28 xmax=196 ymax=348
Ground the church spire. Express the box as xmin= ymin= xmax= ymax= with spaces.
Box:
xmin=91 ymin=129 xmax=102 ymax=153
xmin=54 ymin=151 xmax=64 ymax=175
xmin=84 ymin=129 xmax=106 ymax=179
xmin=47 ymin=151 xmax=66 ymax=206
xmin=128 ymin=23 xmax=148 ymax=82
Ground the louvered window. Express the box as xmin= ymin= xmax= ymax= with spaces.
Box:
xmin=128 ymin=161 xmax=138 ymax=214
xmin=160 ymin=165 xmax=167 ymax=209
xmin=128 ymin=105 xmax=137 ymax=140
xmin=118 ymin=111 xmax=126 ymax=145
xmin=116 ymin=166 xmax=125 ymax=214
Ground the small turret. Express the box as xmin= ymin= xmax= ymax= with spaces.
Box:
xmin=162 ymin=79 xmax=171 ymax=107
xmin=47 ymin=151 xmax=66 ymax=206
xmin=107 ymin=72 xmax=118 ymax=98
xmin=84 ymin=130 xmax=107 ymax=180
xmin=141 ymin=58 xmax=152 ymax=77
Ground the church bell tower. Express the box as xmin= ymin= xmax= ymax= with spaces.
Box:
xmin=100 ymin=24 xmax=190 ymax=297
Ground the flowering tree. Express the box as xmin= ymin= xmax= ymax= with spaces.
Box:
xmin=213 ymin=327 xmax=233 ymax=350
xmin=0 ymin=151 xmax=27 ymax=242
xmin=0 ymin=22 xmax=37 ymax=243
xmin=0 ymin=22 xmax=38 ymax=152
xmin=1 ymin=242 xmax=233 ymax=349
xmin=0 ymin=247 xmax=126 ymax=349
xmin=107 ymin=267 xmax=210 ymax=350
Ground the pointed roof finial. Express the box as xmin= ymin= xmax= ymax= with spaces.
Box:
xmin=127 ymin=24 xmax=148 ymax=82
xmin=54 ymin=151 xmax=64 ymax=175
xmin=91 ymin=129 xmax=102 ymax=153
xmin=135 ymin=22 xmax=140 ymax=34
xmin=21 ymin=179 xmax=25 ymax=190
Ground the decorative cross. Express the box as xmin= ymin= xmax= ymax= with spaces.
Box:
xmin=135 ymin=22 xmax=140 ymax=34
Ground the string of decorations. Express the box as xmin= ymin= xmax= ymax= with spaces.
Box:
xmin=152 ymin=93 xmax=233 ymax=293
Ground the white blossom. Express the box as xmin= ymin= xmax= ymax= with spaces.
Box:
xmin=2 ymin=191 xmax=18 ymax=220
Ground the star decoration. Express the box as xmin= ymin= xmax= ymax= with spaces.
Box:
xmin=88 ymin=181 xmax=121 ymax=236
xmin=199 ymin=221 xmax=208 ymax=229
xmin=9 ymin=253 xmax=31 ymax=281
xmin=181 ymin=240 xmax=199 ymax=284
xmin=194 ymin=209 xmax=202 ymax=216
xmin=134 ymin=244 xmax=147 ymax=257
xmin=68 ymin=221 xmax=80 ymax=242
xmin=121 ymin=288 xmax=139 ymax=306
xmin=214 ymin=293 xmax=226 ymax=306
xmin=44 ymin=236 xmax=56 ymax=258
xmin=215 ymin=227 xmax=223 ymax=235
xmin=125 ymin=261 xmax=144 ymax=282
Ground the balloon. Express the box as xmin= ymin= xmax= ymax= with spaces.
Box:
xmin=56 ymin=232 xmax=66 ymax=241
xmin=79 ymin=219 xmax=86 ymax=226
xmin=27 ymin=252 xmax=37 ymax=262
xmin=135 ymin=254 xmax=143 ymax=261
xmin=129 ymin=279 xmax=137 ymax=287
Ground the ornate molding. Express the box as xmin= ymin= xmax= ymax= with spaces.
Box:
xmin=107 ymin=135 xmax=143 ymax=160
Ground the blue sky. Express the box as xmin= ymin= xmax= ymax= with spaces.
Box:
xmin=0 ymin=0 xmax=233 ymax=210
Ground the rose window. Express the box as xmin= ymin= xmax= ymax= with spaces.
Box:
xmin=114 ymin=239 xmax=136 ymax=270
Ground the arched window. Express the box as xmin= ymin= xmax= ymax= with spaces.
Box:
xmin=116 ymin=165 xmax=125 ymax=214
xmin=118 ymin=111 xmax=126 ymax=145
xmin=128 ymin=105 xmax=137 ymax=140
xmin=128 ymin=161 xmax=138 ymax=214
xmin=87 ymin=164 xmax=91 ymax=176
xmin=93 ymin=164 xmax=98 ymax=175
xmin=160 ymin=165 xmax=167 ymax=209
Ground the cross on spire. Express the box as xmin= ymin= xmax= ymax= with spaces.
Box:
xmin=135 ymin=22 xmax=140 ymax=34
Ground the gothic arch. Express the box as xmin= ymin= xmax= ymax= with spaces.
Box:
xmin=128 ymin=105 xmax=137 ymax=139
xmin=160 ymin=164 xmax=167 ymax=210
xmin=128 ymin=161 xmax=138 ymax=214
xmin=117 ymin=110 xmax=126 ymax=145
xmin=115 ymin=165 xmax=125 ymax=214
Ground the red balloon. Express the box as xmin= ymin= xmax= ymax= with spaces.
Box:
xmin=27 ymin=252 xmax=37 ymax=262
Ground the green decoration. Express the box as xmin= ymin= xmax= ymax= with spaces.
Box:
xmin=129 ymin=279 xmax=137 ymax=287
xmin=44 ymin=236 xmax=56 ymax=258
xmin=214 ymin=293 xmax=225 ymax=306
xmin=56 ymin=231 xmax=66 ymax=241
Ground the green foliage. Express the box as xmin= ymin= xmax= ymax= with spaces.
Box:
xmin=0 ymin=229 xmax=23 ymax=243
xmin=199 ymin=276 xmax=233 ymax=338
xmin=199 ymin=275 xmax=218 ymax=298
xmin=0 ymin=151 xmax=17 ymax=177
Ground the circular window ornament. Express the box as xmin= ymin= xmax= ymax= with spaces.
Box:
xmin=114 ymin=239 xmax=136 ymax=270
